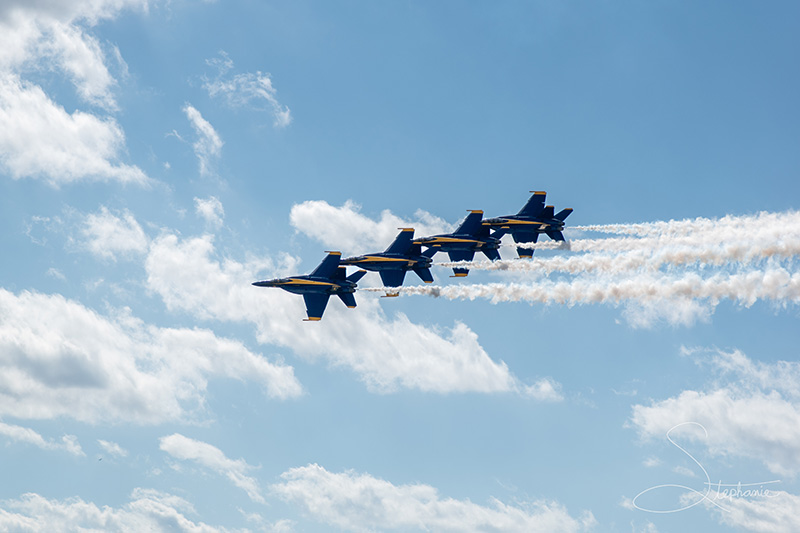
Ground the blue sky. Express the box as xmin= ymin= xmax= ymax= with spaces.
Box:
xmin=1 ymin=1 xmax=799 ymax=531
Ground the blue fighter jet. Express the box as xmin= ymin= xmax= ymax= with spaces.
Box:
xmin=252 ymin=252 xmax=366 ymax=321
xmin=483 ymin=191 xmax=573 ymax=258
xmin=340 ymin=228 xmax=436 ymax=295
xmin=414 ymin=210 xmax=501 ymax=277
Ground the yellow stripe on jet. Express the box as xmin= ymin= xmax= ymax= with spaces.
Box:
xmin=281 ymin=279 xmax=337 ymax=287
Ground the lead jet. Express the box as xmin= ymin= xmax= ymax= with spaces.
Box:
xmin=340 ymin=228 xmax=436 ymax=295
xmin=483 ymin=191 xmax=573 ymax=258
xmin=252 ymin=252 xmax=366 ymax=321
xmin=413 ymin=210 xmax=501 ymax=277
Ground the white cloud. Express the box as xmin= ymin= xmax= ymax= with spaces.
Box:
xmin=0 ymin=488 xmax=248 ymax=532
xmin=630 ymin=348 xmax=800 ymax=476
xmin=144 ymin=233 xmax=528 ymax=395
xmin=289 ymin=199 xmax=453 ymax=255
xmin=0 ymin=73 xmax=149 ymax=186
xmin=704 ymin=490 xmax=800 ymax=533
xmin=0 ymin=1 xmax=151 ymax=185
xmin=195 ymin=196 xmax=225 ymax=227
xmin=160 ymin=433 xmax=264 ymax=504
xmin=0 ymin=421 xmax=84 ymax=456
xmin=98 ymin=439 xmax=128 ymax=458
xmin=0 ymin=288 xmax=302 ymax=424
xmin=184 ymin=104 xmax=223 ymax=177
xmin=523 ymin=378 xmax=564 ymax=402
xmin=203 ymin=51 xmax=292 ymax=128
xmin=81 ymin=206 xmax=149 ymax=260
xmin=272 ymin=463 xmax=596 ymax=532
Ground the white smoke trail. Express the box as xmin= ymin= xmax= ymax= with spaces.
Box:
xmin=364 ymin=267 xmax=800 ymax=307
xmin=574 ymin=210 xmax=800 ymax=238
xmin=439 ymin=210 xmax=800 ymax=275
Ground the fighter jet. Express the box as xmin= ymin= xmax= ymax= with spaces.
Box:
xmin=483 ymin=191 xmax=573 ymax=258
xmin=414 ymin=210 xmax=501 ymax=277
xmin=252 ymin=252 xmax=366 ymax=321
xmin=340 ymin=228 xmax=436 ymax=296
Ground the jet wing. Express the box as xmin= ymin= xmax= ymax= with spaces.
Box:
xmin=302 ymin=293 xmax=330 ymax=321
xmin=379 ymin=269 xmax=407 ymax=288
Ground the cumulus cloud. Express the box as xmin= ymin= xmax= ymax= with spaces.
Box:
xmin=144 ymin=232 xmax=534 ymax=395
xmin=0 ymin=488 xmax=249 ymax=532
xmin=0 ymin=288 xmax=302 ymax=424
xmin=0 ymin=421 xmax=84 ymax=456
xmin=184 ymin=104 xmax=223 ymax=177
xmin=203 ymin=51 xmax=291 ymax=128
xmin=289 ymin=199 xmax=453 ymax=255
xmin=195 ymin=196 xmax=225 ymax=227
xmin=160 ymin=434 xmax=264 ymax=504
xmin=0 ymin=1 xmax=150 ymax=185
xmin=703 ymin=490 xmax=800 ymax=533
xmin=630 ymin=348 xmax=800 ymax=477
xmin=272 ymin=463 xmax=596 ymax=532
xmin=80 ymin=206 xmax=149 ymax=260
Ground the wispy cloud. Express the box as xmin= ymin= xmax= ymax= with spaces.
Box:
xmin=0 ymin=421 xmax=84 ymax=456
xmin=98 ymin=439 xmax=128 ymax=458
xmin=630 ymin=347 xmax=800 ymax=477
xmin=183 ymin=104 xmax=223 ymax=177
xmin=203 ymin=51 xmax=291 ymax=128
xmin=272 ymin=463 xmax=596 ymax=532
xmin=81 ymin=206 xmax=149 ymax=260
xmin=194 ymin=196 xmax=225 ymax=227
xmin=0 ymin=488 xmax=242 ymax=532
xmin=160 ymin=434 xmax=265 ymax=504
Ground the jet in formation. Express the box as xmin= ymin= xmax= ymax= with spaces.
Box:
xmin=483 ymin=191 xmax=573 ymax=258
xmin=253 ymin=191 xmax=573 ymax=318
xmin=413 ymin=210 xmax=501 ymax=277
xmin=340 ymin=228 xmax=435 ymax=296
xmin=252 ymin=252 xmax=366 ymax=321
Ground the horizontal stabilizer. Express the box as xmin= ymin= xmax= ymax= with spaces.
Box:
xmin=347 ymin=270 xmax=368 ymax=283
xmin=483 ymin=248 xmax=501 ymax=261
xmin=413 ymin=266 xmax=434 ymax=283
xmin=379 ymin=269 xmax=406 ymax=288
xmin=303 ymin=293 xmax=330 ymax=321
xmin=554 ymin=208 xmax=573 ymax=221
xmin=338 ymin=292 xmax=357 ymax=308
xmin=546 ymin=230 xmax=565 ymax=241
xmin=384 ymin=229 xmax=415 ymax=254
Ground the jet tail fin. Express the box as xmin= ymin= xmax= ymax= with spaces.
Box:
xmin=384 ymin=228 xmax=415 ymax=254
xmin=541 ymin=205 xmax=555 ymax=219
xmin=518 ymin=191 xmax=547 ymax=216
xmin=454 ymin=211 xmax=484 ymax=236
xmin=421 ymin=248 xmax=438 ymax=259
xmin=554 ymin=208 xmax=573 ymax=221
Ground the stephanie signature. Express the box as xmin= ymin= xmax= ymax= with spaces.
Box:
xmin=633 ymin=422 xmax=781 ymax=514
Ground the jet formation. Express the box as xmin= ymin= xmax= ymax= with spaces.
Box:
xmin=253 ymin=191 xmax=572 ymax=319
